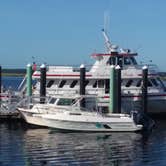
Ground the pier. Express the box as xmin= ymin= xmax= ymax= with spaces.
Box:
xmin=0 ymin=95 xmax=21 ymax=120
xmin=0 ymin=111 xmax=20 ymax=120
xmin=0 ymin=66 xmax=25 ymax=120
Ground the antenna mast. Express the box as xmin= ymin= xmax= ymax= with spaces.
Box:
xmin=102 ymin=11 xmax=118 ymax=53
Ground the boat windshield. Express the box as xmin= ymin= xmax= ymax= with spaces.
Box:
xmin=124 ymin=57 xmax=137 ymax=65
xmin=130 ymin=57 xmax=137 ymax=65
xmin=107 ymin=56 xmax=137 ymax=66
xmin=157 ymin=77 xmax=166 ymax=91
xmin=56 ymin=98 xmax=76 ymax=106
xmin=49 ymin=97 xmax=57 ymax=104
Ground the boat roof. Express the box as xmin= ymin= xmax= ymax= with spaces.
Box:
xmin=91 ymin=52 xmax=138 ymax=57
xmin=50 ymin=94 xmax=98 ymax=99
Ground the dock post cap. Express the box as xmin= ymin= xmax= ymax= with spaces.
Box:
xmin=142 ymin=65 xmax=148 ymax=70
xmin=40 ymin=64 xmax=46 ymax=68
xmin=80 ymin=64 xmax=85 ymax=68
xmin=115 ymin=65 xmax=121 ymax=69
xmin=110 ymin=65 xmax=115 ymax=68
xmin=27 ymin=63 xmax=32 ymax=67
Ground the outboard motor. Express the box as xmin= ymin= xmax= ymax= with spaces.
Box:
xmin=139 ymin=112 xmax=155 ymax=131
xmin=131 ymin=111 xmax=155 ymax=131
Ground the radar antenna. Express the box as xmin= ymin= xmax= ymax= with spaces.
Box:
xmin=102 ymin=29 xmax=118 ymax=53
xmin=103 ymin=11 xmax=112 ymax=53
xmin=102 ymin=11 xmax=118 ymax=53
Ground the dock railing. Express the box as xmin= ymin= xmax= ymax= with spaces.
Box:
xmin=0 ymin=92 xmax=21 ymax=114
xmin=17 ymin=95 xmax=51 ymax=109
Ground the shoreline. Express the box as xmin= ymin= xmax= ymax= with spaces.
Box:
xmin=1 ymin=69 xmax=26 ymax=77
xmin=2 ymin=73 xmax=25 ymax=77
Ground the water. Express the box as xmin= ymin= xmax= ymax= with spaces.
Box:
xmin=2 ymin=76 xmax=23 ymax=91
xmin=0 ymin=120 xmax=166 ymax=166
xmin=1 ymin=77 xmax=166 ymax=166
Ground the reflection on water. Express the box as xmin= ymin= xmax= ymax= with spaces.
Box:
xmin=23 ymin=129 xmax=142 ymax=166
xmin=1 ymin=120 xmax=166 ymax=166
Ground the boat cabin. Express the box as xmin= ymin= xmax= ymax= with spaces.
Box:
xmin=91 ymin=51 xmax=138 ymax=68
xmin=47 ymin=96 xmax=107 ymax=112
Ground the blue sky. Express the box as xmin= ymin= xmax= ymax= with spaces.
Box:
xmin=0 ymin=0 xmax=166 ymax=71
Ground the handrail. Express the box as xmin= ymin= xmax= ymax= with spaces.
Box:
xmin=17 ymin=76 xmax=26 ymax=91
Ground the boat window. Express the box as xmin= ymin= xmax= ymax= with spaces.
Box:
xmin=97 ymin=106 xmax=109 ymax=114
xmin=112 ymin=57 xmax=116 ymax=65
xmin=126 ymin=80 xmax=133 ymax=87
xmin=136 ymin=80 xmax=142 ymax=87
xmin=148 ymin=80 xmax=153 ymax=87
xmin=57 ymin=98 xmax=75 ymax=106
xmin=151 ymin=79 xmax=159 ymax=86
xmin=157 ymin=77 xmax=166 ymax=90
xmin=70 ymin=80 xmax=78 ymax=88
xmin=93 ymin=81 xmax=97 ymax=88
xmin=105 ymin=79 xmax=109 ymax=93
xmin=130 ymin=57 xmax=137 ymax=65
xmin=124 ymin=57 xmax=131 ymax=65
xmin=98 ymin=80 xmax=104 ymax=88
xmin=136 ymin=79 xmax=153 ymax=87
xmin=107 ymin=57 xmax=116 ymax=65
xmin=47 ymin=80 xmax=54 ymax=88
xmin=58 ymin=80 xmax=66 ymax=88
xmin=49 ymin=98 xmax=57 ymax=104
xmin=117 ymin=57 xmax=123 ymax=67
xmin=69 ymin=113 xmax=81 ymax=115
xmin=85 ymin=80 xmax=89 ymax=86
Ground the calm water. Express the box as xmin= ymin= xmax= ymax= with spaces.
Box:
xmin=0 ymin=120 xmax=166 ymax=166
xmin=2 ymin=76 xmax=23 ymax=91
xmin=1 ymin=77 xmax=166 ymax=166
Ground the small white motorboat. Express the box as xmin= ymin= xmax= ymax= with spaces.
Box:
xmin=17 ymin=95 xmax=143 ymax=132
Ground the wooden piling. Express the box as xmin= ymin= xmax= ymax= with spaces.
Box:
xmin=0 ymin=65 xmax=1 ymax=106
xmin=40 ymin=64 xmax=46 ymax=104
xmin=26 ymin=64 xmax=32 ymax=97
xmin=109 ymin=65 xmax=116 ymax=113
xmin=80 ymin=64 xmax=86 ymax=107
xmin=115 ymin=65 xmax=121 ymax=113
xmin=142 ymin=66 xmax=148 ymax=113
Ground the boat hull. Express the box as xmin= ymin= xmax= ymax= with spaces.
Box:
xmin=122 ymin=97 xmax=166 ymax=114
xmin=18 ymin=108 xmax=47 ymax=127
xmin=148 ymin=98 xmax=166 ymax=114
xmin=100 ymin=96 xmax=166 ymax=114
xmin=42 ymin=113 xmax=142 ymax=132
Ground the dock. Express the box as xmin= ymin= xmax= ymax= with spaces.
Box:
xmin=0 ymin=110 xmax=21 ymax=120
xmin=0 ymin=93 xmax=22 ymax=120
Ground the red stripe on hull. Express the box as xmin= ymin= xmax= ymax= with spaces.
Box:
xmin=33 ymin=74 xmax=92 ymax=77
xmin=103 ymin=94 xmax=166 ymax=98
xmin=138 ymin=74 xmax=157 ymax=76
xmin=0 ymin=96 xmax=9 ymax=98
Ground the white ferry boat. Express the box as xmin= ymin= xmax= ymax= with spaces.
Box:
xmin=30 ymin=29 xmax=166 ymax=114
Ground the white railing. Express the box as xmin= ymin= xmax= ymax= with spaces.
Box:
xmin=17 ymin=76 xmax=26 ymax=92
